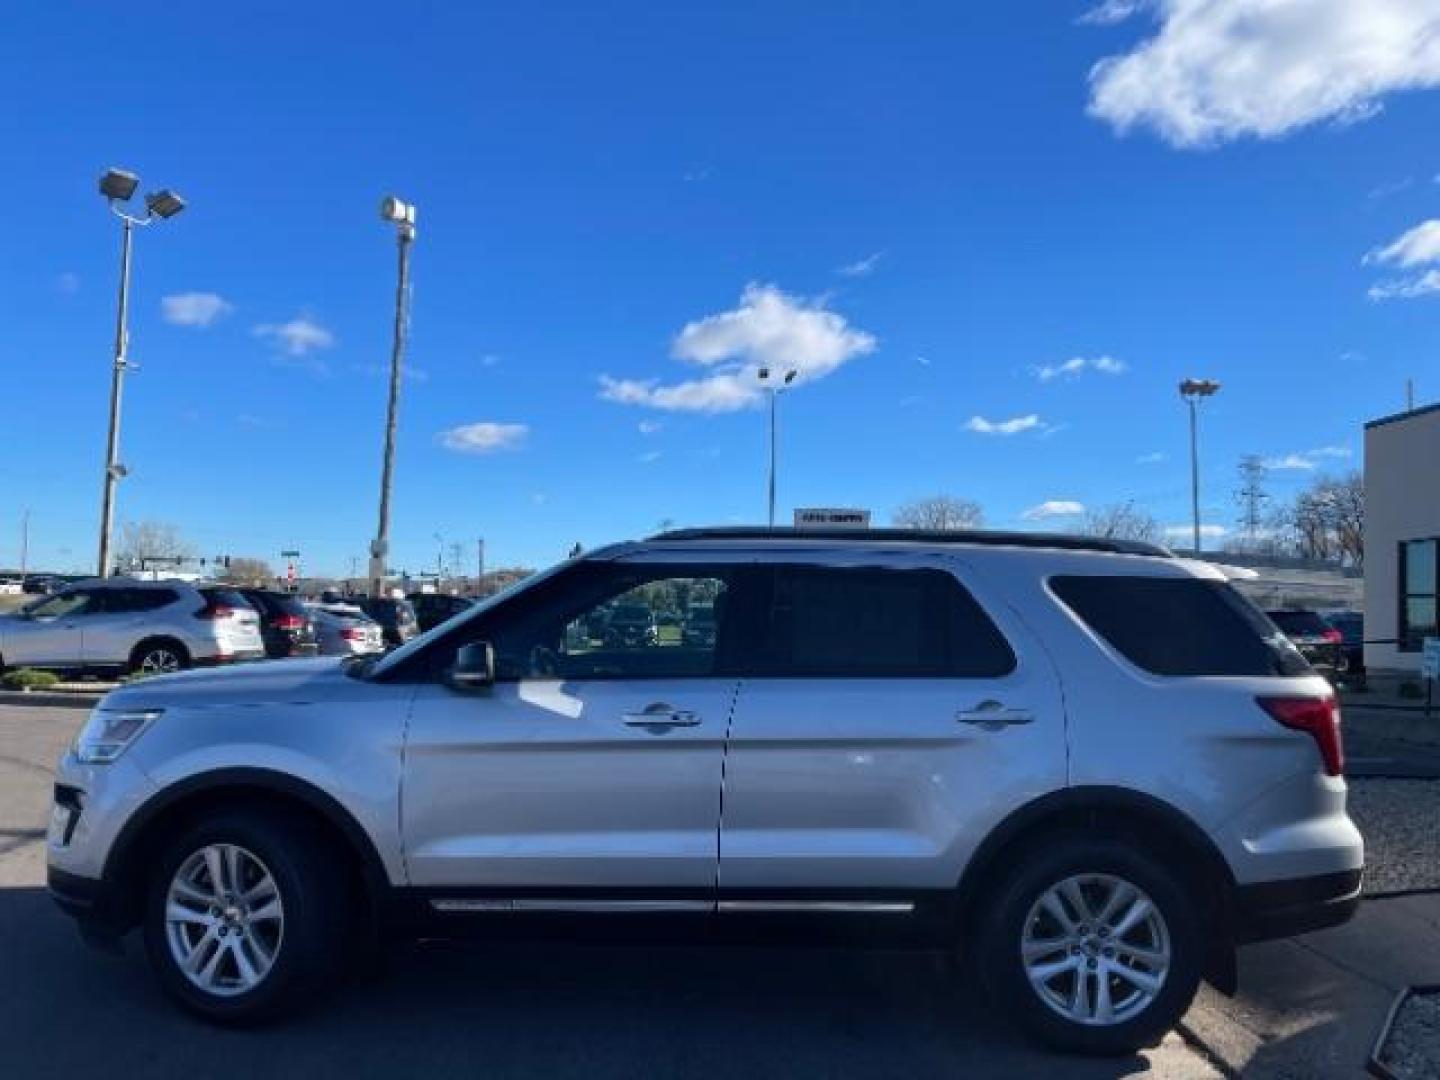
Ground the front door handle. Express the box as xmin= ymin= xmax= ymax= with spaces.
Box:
xmin=957 ymin=699 xmax=1035 ymax=731
xmin=623 ymin=702 xmax=701 ymax=730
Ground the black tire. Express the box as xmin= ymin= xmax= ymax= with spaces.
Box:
xmin=143 ymin=808 xmax=346 ymax=1024
xmin=975 ymin=833 xmax=1203 ymax=1055
xmin=128 ymin=638 xmax=190 ymax=677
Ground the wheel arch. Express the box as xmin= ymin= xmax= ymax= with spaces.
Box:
xmin=128 ymin=635 xmax=191 ymax=669
xmin=103 ymin=767 xmax=391 ymax=932
xmin=954 ymin=785 xmax=1238 ymax=991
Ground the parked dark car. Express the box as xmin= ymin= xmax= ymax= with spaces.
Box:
xmin=21 ymin=575 xmax=62 ymax=595
xmin=682 ymin=602 xmax=717 ymax=648
xmin=603 ymin=603 xmax=659 ymax=648
xmin=358 ymin=596 xmax=419 ymax=648
xmin=236 ymin=588 xmax=319 ymax=659
xmin=1323 ymin=610 xmax=1366 ymax=689
xmin=1266 ymin=609 xmax=1345 ymax=682
xmin=408 ymin=592 xmax=475 ymax=633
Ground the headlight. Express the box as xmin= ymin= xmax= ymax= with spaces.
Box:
xmin=74 ymin=708 xmax=162 ymax=763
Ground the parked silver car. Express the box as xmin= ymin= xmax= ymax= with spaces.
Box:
xmin=304 ymin=602 xmax=384 ymax=656
xmin=47 ymin=528 xmax=1361 ymax=1053
xmin=0 ymin=578 xmax=263 ymax=676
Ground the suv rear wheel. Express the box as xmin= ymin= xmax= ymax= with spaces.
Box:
xmin=976 ymin=834 xmax=1202 ymax=1055
xmin=143 ymin=809 xmax=344 ymax=1023
xmin=129 ymin=639 xmax=190 ymax=676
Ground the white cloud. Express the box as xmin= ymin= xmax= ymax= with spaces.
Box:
xmin=1035 ymin=354 xmax=1128 ymax=381
xmin=254 ymin=316 xmax=335 ymax=356
xmin=966 ymin=413 xmax=1044 ymax=436
xmin=1023 ymin=500 xmax=1086 ymax=520
xmin=437 ymin=422 xmax=529 ymax=454
xmin=1078 ymin=0 xmax=1148 ymax=25
xmin=916 ymin=355 xmax=931 ymax=366
xmin=836 ymin=251 xmax=884 ymax=277
xmin=637 ymin=420 xmax=662 ymax=434
xmin=1165 ymin=523 xmax=1229 ymax=539
xmin=599 ymin=283 xmax=876 ymax=413
xmin=1136 ymin=451 xmax=1167 ymax=464
xmin=1369 ymin=268 xmax=1440 ymax=300
xmin=638 ymin=450 xmax=664 ymax=463
xmin=1366 ymin=219 xmax=1440 ymax=267
xmin=1264 ymin=444 xmax=1353 ymax=470
xmin=162 ymin=292 xmax=233 ymax=328
xmin=1087 ymin=0 xmax=1440 ymax=149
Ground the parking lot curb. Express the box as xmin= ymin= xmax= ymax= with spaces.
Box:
xmin=1368 ymin=984 xmax=1440 ymax=1079
xmin=0 ymin=690 xmax=101 ymax=710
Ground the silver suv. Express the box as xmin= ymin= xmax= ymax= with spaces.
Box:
xmin=46 ymin=529 xmax=1362 ymax=1053
xmin=3 ymin=578 xmax=264 ymax=676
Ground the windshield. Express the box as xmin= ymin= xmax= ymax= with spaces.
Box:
xmin=368 ymin=561 xmax=561 ymax=677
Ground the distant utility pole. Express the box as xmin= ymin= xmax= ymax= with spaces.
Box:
xmin=1179 ymin=378 xmax=1222 ymax=553
xmin=368 ymin=195 xmax=417 ymax=596
xmin=19 ymin=509 xmax=30 ymax=577
xmin=476 ymin=537 xmax=485 ymax=587
xmin=1235 ymin=455 xmax=1269 ymax=550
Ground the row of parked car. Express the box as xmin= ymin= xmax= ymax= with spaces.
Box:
xmin=0 ymin=577 xmax=477 ymax=677
xmin=1264 ymin=607 xmax=1365 ymax=687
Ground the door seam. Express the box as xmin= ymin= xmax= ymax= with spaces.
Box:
xmin=714 ymin=677 xmax=742 ymax=899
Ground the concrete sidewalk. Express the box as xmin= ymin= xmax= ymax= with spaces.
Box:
xmin=1184 ymin=893 xmax=1440 ymax=1077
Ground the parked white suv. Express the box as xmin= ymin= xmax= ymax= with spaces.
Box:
xmin=3 ymin=579 xmax=264 ymax=676
xmin=47 ymin=529 xmax=1362 ymax=1053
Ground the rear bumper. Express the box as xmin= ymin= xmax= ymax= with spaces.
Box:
xmin=1234 ymin=868 xmax=1363 ymax=943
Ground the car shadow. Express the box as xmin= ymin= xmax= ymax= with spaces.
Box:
xmin=0 ymin=884 xmax=1199 ymax=1080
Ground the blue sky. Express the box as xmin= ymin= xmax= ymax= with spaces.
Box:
xmin=3 ymin=0 xmax=1440 ymax=575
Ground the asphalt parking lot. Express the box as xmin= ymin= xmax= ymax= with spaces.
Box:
xmin=0 ymin=704 xmax=1215 ymax=1080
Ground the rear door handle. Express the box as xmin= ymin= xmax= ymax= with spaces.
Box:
xmin=623 ymin=703 xmax=701 ymax=729
xmin=957 ymin=700 xmax=1035 ymax=730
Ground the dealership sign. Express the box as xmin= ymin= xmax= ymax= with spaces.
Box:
xmin=793 ymin=508 xmax=871 ymax=528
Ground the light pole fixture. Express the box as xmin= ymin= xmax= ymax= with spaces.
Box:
xmin=95 ymin=166 xmax=186 ymax=578
xmin=758 ymin=366 xmax=797 ymax=528
xmin=368 ymin=195 xmax=418 ymax=596
xmin=1178 ymin=377 xmax=1222 ymax=553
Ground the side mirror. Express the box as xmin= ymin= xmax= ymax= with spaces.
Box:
xmin=446 ymin=641 xmax=495 ymax=692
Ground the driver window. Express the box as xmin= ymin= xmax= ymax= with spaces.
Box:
xmin=25 ymin=591 xmax=92 ymax=619
xmin=496 ymin=571 xmax=729 ymax=680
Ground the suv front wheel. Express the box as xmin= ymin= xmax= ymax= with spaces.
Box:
xmin=143 ymin=809 xmax=344 ymax=1023
xmin=976 ymin=834 xmax=1203 ymax=1055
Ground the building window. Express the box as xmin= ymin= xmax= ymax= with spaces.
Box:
xmin=1399 ymin=539 xmax=1439 ymax=652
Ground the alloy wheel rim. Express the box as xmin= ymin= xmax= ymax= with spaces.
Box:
xmin=165 ymin=843 xmax=284 ymax=997
xmin=1020 ymin=872 xmax=1170 ymax=1027
xmin=140 ymin=649 xmax=180 ymax=674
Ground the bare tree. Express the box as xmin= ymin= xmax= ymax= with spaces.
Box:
xmin=1080 ymin=502 xmax=1161 ymax=543
xmin=1280 ymin=471 xmax=1363 ymax=566
xmin=221 ymin=557 xmax=277 ymax=587
xmin=115 ymin=520 xmax=196 ymax=571
xmin=893 ymin=495 xmax=984 ymax=530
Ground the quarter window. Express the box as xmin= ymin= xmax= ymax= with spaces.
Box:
xmin=1051 ymin=575 xmax=1309 ymax=678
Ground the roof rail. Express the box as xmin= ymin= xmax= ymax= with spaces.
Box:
xmin=646 ymin=526 xmax=1172 ymax=558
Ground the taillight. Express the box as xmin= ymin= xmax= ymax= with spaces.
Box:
xmin=341 ymin=626 xmax=364 ymax=641
xmin=195 ymin=604 xmax=234 ymax=621
xmin=1258 ymin=696 xmax=1344 ymax=776
xmin=273 ymin=614 xmax=305 ymax=631
xmin=1322 ymin=628 xmax=1343 ymax=644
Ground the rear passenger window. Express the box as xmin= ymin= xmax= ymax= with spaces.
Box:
xmin=1050 ymin=575 xmax=1310 ymax=678
xmin=744 ymin=566 xmax=1015 ymax=678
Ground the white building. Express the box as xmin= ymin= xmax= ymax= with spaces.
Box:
xmin=1364 ymin=403 xmax=1440 ymax=674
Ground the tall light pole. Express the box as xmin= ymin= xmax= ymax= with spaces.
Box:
xmin=1179 ymin=378 xmax=1222 ymax=553
xmin=95 ymin=168 xmax=185 ymax=577
xmin=368 ymin=195 xmax=417 ymax=597
xmin=758 ymin=367 xmax=797 ymax=527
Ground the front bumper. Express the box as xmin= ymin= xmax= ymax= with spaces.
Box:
xmin=1233 ymin=868 xmax=1363 ymax=943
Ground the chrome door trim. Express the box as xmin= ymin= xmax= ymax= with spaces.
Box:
xmin=429 ymin=898 xmax=713 ymax=914
xmin=717 ymin=901 xmax=915 ymax=914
